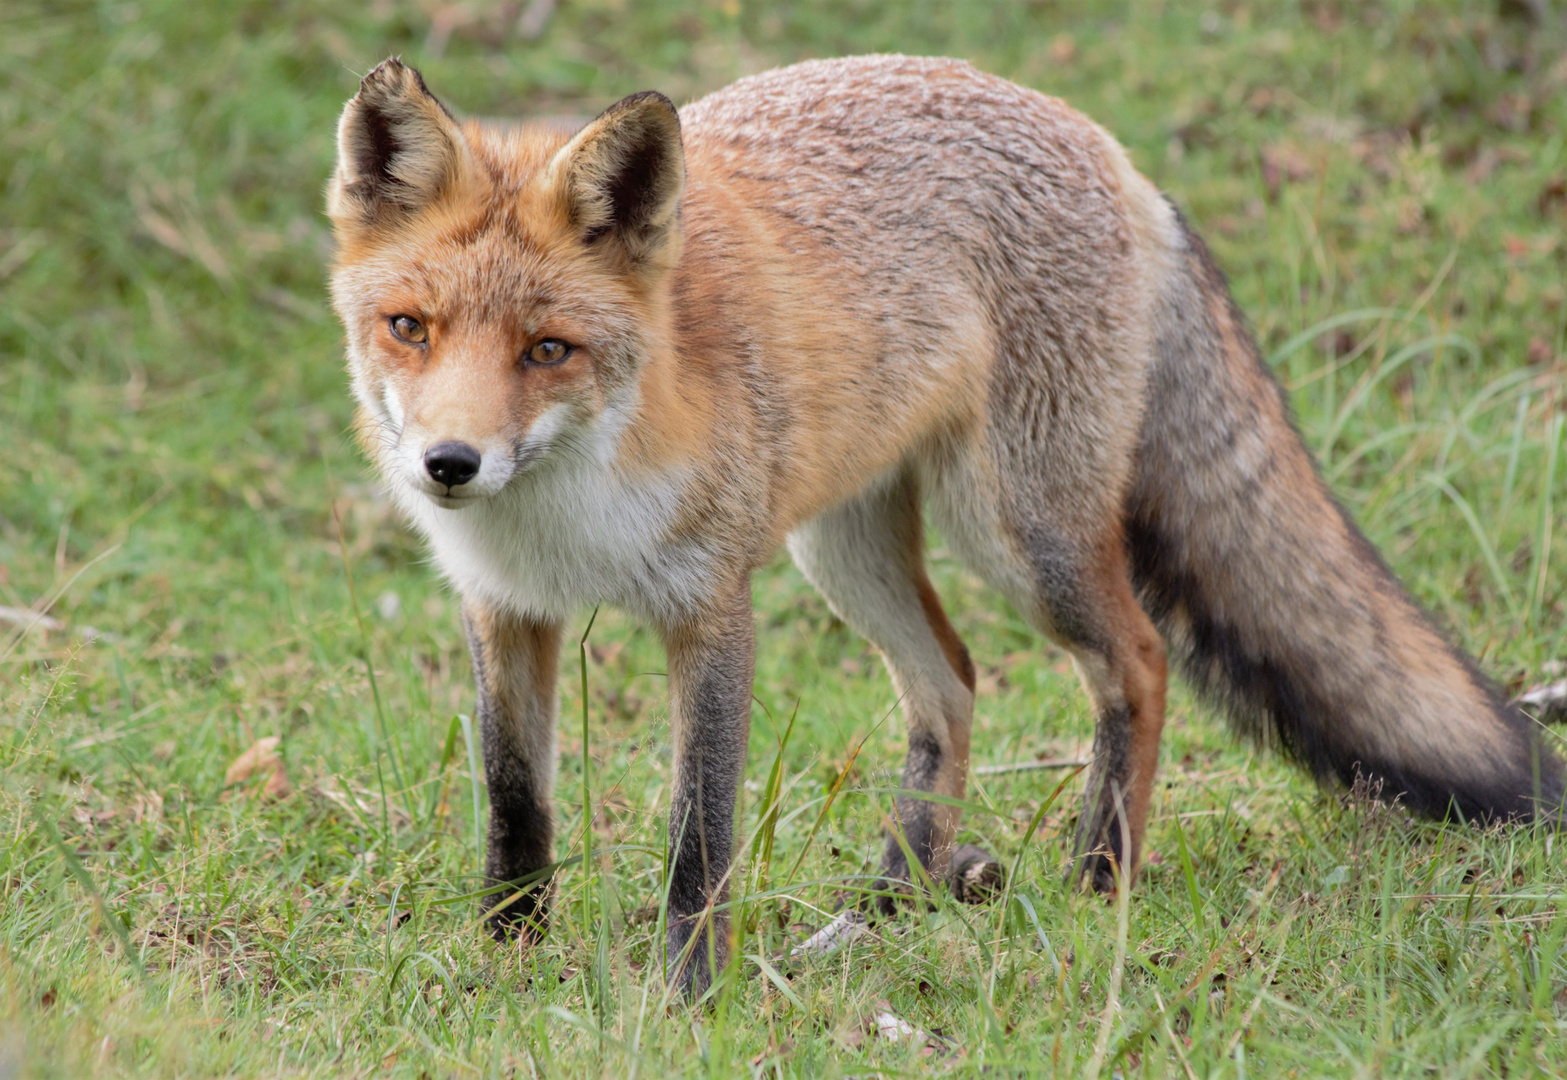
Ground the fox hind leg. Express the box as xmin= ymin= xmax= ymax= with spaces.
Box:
xmin=788 ymin=469 xmax=999 ymax=912
xmin=936 ymin=380 xmax=1170 ymax=893
xmin=1019 ymin=528 xmax=1168 ymax=893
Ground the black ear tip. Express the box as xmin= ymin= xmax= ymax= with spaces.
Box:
xmin=619 ymin=89 xmax=676 ymax=109
xmin=360 ymin=57 xmax=404 ymax=88
xmin=354 ymin=57 xmax=451 ymax=120
xmin=358 ymin=56 xmax=424 ymax=97
xmin=607 ymin=90 xmax=681 ymax=131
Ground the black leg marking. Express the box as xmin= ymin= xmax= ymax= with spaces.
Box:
xmin=464 ymin=609 xmax=559 ymax=942
xmin=663 ymin=594 xmax=754 ymax=998
xmin=1069 ymin=703 xmax=1133 ymax=894
xmin=480 ymin=734 xmax=554 ymax=940
xmin=871 ymin=731 xmax=947 ymax=914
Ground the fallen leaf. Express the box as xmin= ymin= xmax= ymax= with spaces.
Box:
xmin=225 ymin=736 xmax=290 ymax=799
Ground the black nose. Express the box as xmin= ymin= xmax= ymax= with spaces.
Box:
xmin=424 ymin=441 xmax=481 ymax=488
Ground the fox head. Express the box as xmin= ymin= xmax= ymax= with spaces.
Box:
xmin=328 ymin=59 xmax=684 ymax=508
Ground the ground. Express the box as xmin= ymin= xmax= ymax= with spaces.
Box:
xmin=2 ymin=1 xmax=1566 ymax=1076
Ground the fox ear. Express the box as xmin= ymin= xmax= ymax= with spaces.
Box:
xmin=329 ymin=58 xmax=467 ymax=226
xmin=553 ymin=91 xmax=684 ymax=265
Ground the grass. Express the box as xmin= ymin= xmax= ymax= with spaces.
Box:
xmin=3 ymin=0 xmax=1566 ymax=1075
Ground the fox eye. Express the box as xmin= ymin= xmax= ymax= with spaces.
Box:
xmin=526 ymin=338 xmax=574 ymax=366
xmin=389 ymin=315 xmax=427 ymax=344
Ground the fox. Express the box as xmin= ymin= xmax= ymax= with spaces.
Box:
xmin=327 ymin=54 xmax=1563 ymax=995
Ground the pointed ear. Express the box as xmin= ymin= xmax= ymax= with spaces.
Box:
xmin=552 ymin=91 xmax=684 ymax=265
xmin=328 ymin=58 xmax=468 ymax=227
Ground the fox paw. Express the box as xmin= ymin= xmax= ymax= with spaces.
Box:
xmin=1068 ymin=850 xmax=1123 ymax=896
xmin=482 ymin=889 xmax=548 ymax=944
xmin=665 ymin=916 xmax=726 ymax=1000
xmin=949 ymin=844 xmax=1004 ymax=903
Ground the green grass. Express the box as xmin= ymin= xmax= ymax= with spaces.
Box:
xmin=3 ymin=0 xmax=1567 ymax=1075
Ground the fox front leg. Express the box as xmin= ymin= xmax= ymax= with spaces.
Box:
xmin=463 ymin=604 xmax=563 ymax=941
xmin=660 ymin=585 xmax=755 ymax=999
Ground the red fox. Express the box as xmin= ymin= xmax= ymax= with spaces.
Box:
xmin=328 ymin=55 xmax=1562 ymax=994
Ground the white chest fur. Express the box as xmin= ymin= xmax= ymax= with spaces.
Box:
xmin=394 ymin=448 xmax=718 ymax=624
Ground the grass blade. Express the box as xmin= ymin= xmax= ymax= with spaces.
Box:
xmin=577 ymin=605 xmax=602 ymax=1019
xmin=1174 ymin=812 xmax=1206 ymax=947
xmin=1500 ymin=393 xmax=1531 ymax=521
xmin=35 ymin=805 xmax=146 ymax=984
xmin=1268 ymin=307 xmax=1418 ymax=369
xmin=1318 ymin=333 xmax=1473 ymax=465
xmin=744 ymin=699 xmax=798 ymax=936
xmin=1425 ymin=474 xmax=1519 ymax=619
xmin=459 ymin=713 xmax=483 ymax=861
xmin=1529 ymin=415 xmax=1562 ymax=633
xmin=429 ymin=712 xmax=462 ymax=820
xmin=324 ymin=450 xmax=410 ymax=818
xmin=781 ymin=693 xmax=901 ymax=887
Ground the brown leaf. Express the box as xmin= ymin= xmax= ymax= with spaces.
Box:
xmin=1261 ymin=142 xmax=1315 ymax=200
xmin=225 ymin=736 xmax=290 ymax=799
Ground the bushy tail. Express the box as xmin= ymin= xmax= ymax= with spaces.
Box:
xmin=1126 ymin=214 xmax=1562 ymax=823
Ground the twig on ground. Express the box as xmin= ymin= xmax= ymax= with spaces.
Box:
xmin=973 ymin=757 xmax=1089 ymax=775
